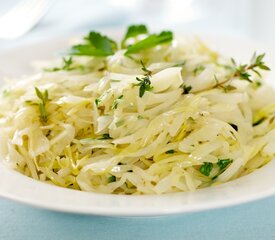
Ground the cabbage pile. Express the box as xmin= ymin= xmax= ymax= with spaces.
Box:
xmin=0 ymin=25 xmax=274 ymax=194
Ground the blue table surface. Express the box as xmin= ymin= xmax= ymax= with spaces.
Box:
xmin=1 ymin=0 xmax=275 ymax=239
xmin=1 ymin=196 xmax=275 ymax=240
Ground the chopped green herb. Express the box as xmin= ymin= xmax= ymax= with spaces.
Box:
xmin=211 ymin=159 xmax=234 ymax=180
xmin=35 ymin=87 xmax=49 ymax=122
xmin=165 ymin=150 xmax=175 ymax=154
xmin=217 ymin=159 xmax=233 ymax=170
xmin=70 ymin=31 xmax=117 ymax=57
xmin=112 ymin=95 xmax=123 ymax=109
xmin=193 ymin=65 xmax=205 ymax=76
xmin=182 ymin=85 xmax=192 ymax=94
xmin=125 ymin=31 xmax=173 ymax=55
xmin=122 ymin=24 xmax=148 ymax=48
xmin=108 ymin=175 xmax=116 ymax=183
xmin=98 ymin=133 xmax=112 ymax=140
xmin=200 ymin=162 xmax=213 ymax=176
xmin=95 ymin=98 xmax=101 ymax=106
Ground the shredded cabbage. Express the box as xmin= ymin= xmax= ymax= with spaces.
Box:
xmin=0 ymin=31 xmax=275 ymax=195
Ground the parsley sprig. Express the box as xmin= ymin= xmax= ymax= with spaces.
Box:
xmin=124 ymin=30 xmax=173 ymax=55
xmin=45 ymin=25 xmax=174 ymax=70
xmin=122 ymin=24 xmax=148 ymax=48
xmin=70 ymin=31 xmax=117 ymax=57
xmin=134 ymin=61 xmax=153 ymax=97
xmin=35 ymin=87 xmax=49 ymax=123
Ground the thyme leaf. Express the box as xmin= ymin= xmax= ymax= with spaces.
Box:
xmin=35 ymin=87 xmax=49 ymax=122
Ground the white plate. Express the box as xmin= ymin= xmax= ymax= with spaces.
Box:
xmin=1 ymin=33 xmax=275 ymax=216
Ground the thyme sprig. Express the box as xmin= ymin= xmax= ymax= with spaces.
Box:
xmin=35 ymin=87 xmax=49 ymax=123
xmin=134 ymin=60 xmax=153 ymax=97
xmin=45 ymin=57 xmax=75 ymax=72
xmin=231 ymin=53 xmax=270 ymax=82
xmin=193 ymin=52 xmax=270 ymax=93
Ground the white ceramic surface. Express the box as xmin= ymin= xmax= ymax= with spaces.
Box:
xmin=0 ymin=33 xmax=275 ymax=216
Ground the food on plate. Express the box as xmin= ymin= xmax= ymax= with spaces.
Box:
xmin=0 ymin=25 xmax=274 ymax=194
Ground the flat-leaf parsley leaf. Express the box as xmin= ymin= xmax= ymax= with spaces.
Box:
xmin=70 ymin=32 xmax=117 ymax=57
xmin=125 ymin=31 xmax=173 ymax=55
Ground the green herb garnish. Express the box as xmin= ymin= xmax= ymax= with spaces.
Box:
xmin=125 ymin=31 xmax=173 ymax=55
xmin=45 ymin=57 xmax=75 ymax=72
xmin=108 ymin=175 xmax=116 ymax=183
xmin=95 ymin=98 xmax=101 ymax=107
xmin=140 ymin=60 xmax=152 ymax=76
xmin=194 ymin=53 xmax=270 ymax=94
xmin=165 ymin=150 xmax=175 ymax=154
xmin=35 ymin=87 xmax=49 ymax=122
xmin=98 ymin=133 xmax=112 ymax=140
xmin=217 ymin=159 xmax=233 ymax=170
xmin=112 ymin=95 xmax=123 ymax=109
xmin=211 ymin=159 xmax=233 ymax=180
xmin=193 ymin=65 xmax=205 ymax=76
xmin=135 ymin=77 xmax=152 ymax=97
xmin=200 ymin=162 xmax=213 ymax=176
xmin=251 ymin=80 xmax=262 ymax=89
xmin=135 ymin=61 xmax=153 ymax=97
xmin=62 ymin=57 xmax=73 ymax=70
xmin=182 ymin=85 xmax=192 ymax=94
xmin=122 ymin=24 xmax=148 ymax=48
xmin=232 ymin=53 xmax=270 ymax=82
xmin=70 ymin=31 xmax=117 ymax=57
